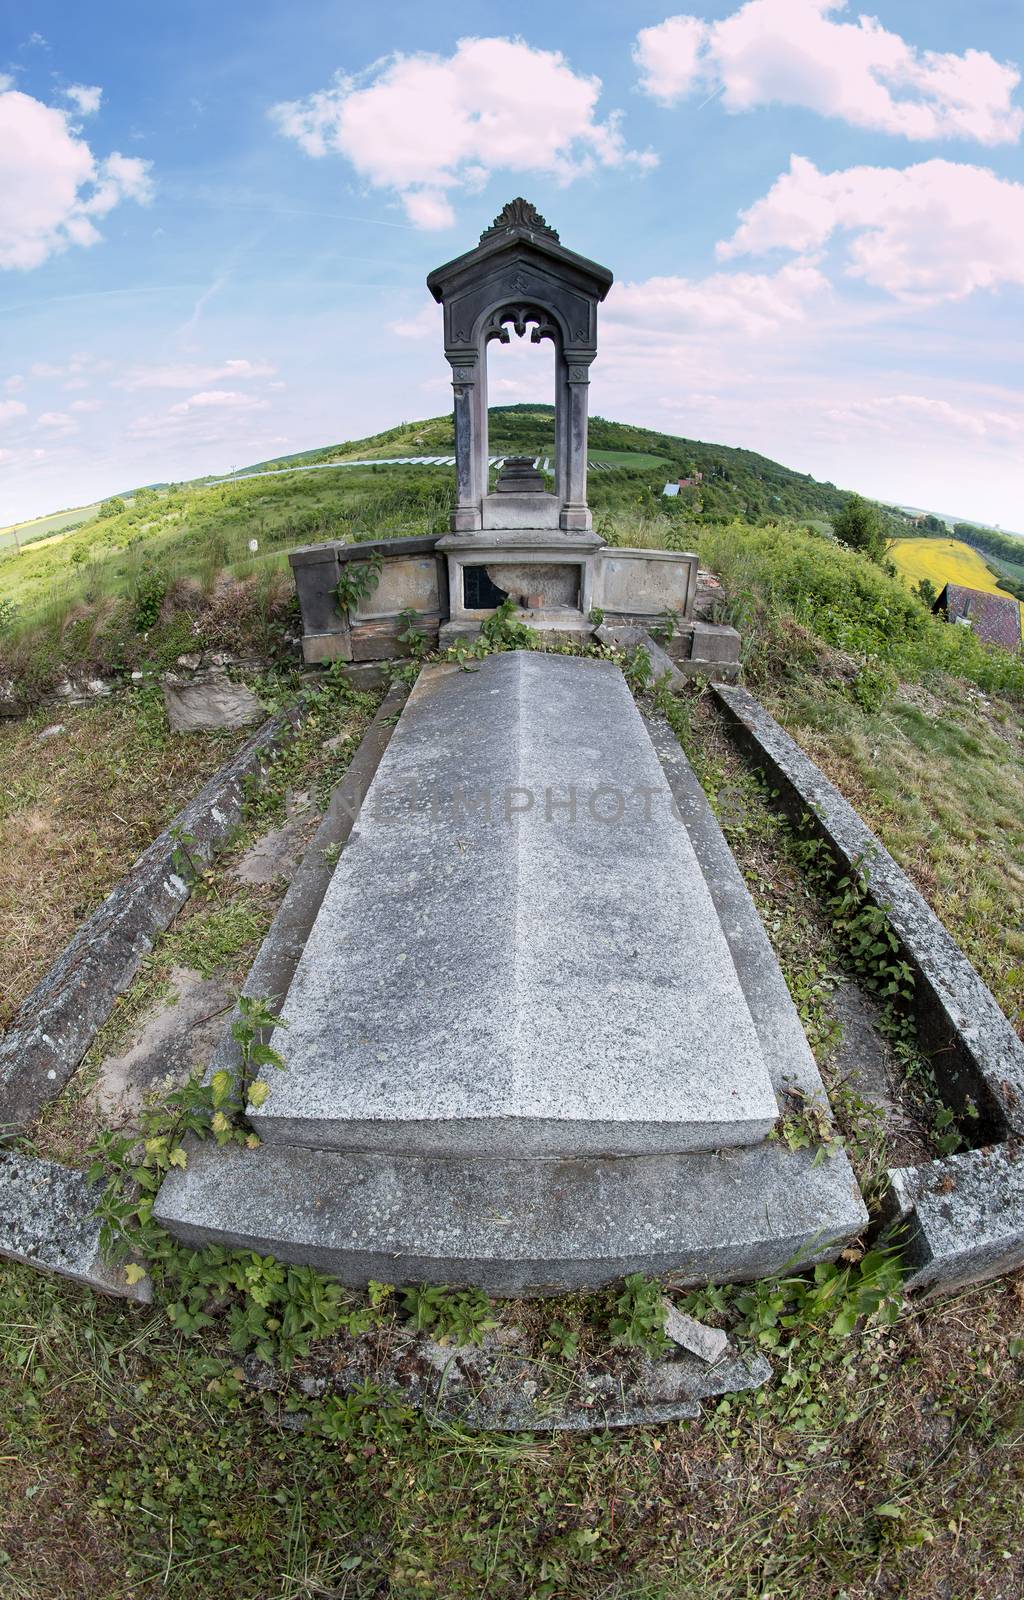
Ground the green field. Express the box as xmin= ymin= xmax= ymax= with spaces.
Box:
xmin=0 ymin=500 xmax=101 ymax=553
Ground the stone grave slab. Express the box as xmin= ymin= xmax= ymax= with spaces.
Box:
xmin=250 ymin=652 xmax=778 ymax=1157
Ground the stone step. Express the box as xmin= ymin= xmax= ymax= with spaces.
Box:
xmin=249 ymin=653 xmax=779 ymax=1158
xmin=154 ymin=1138 xmax=867 ymax=1294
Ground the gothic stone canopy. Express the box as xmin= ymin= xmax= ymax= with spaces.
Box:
xmin=426 ymin=200 xmax=613 ymax=534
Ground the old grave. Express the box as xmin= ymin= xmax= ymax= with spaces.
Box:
xmin=153 ymin=201 xmax=867 ymax=1290
xmin=155 ymin=650 xmax=867 ymax=1288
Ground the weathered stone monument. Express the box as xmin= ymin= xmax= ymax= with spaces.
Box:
xmin=287 ymin=200 xmax=738 ymax=674
xmin=153 ymin=202 xmax=866 ymax=1289
xmin=428 ymin=197 xmax=606 ymax=642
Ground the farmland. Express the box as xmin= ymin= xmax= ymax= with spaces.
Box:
xmin=889 ymin=536 xmax=1024 ymax=628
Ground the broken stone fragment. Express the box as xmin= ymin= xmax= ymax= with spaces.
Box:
xmin=661 ymin=1299 xmax=729 ymax=1364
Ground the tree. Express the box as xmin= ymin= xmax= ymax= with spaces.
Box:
xmin=915 ymin=577 xmax=938 ymax=608
xmin=98 ymin=496 xmax=127 ymax=519
xmin=833 ymin=494 xmax=886 ymax=562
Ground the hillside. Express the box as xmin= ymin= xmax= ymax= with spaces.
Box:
xmin=233 ymin=404 xmax=863 ymax=526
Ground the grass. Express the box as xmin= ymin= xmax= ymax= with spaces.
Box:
xmin=25 ymin=671 xmax=380 ymax=1164
xmin=0 ymin=685 xmax=249 ymax=1026
xmin=767 ymin=676 xmax=1024 ymax=1029
xmin=3 ymin=436 xmax=1024 ymax=1595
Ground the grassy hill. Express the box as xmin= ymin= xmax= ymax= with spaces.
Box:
xmin=1 ymin=405 xmax=1020 ymax=711
xmin=233 ymin=403 xmax=861 ymax=526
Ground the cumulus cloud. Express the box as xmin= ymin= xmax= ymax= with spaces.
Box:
xmin=117 ymin=358 xmax=276 ymax=391
xmin=69 ymin=397 xmax=101 ymax=412
xmin=0 ymin=398 xmax=28 ymax=425
xmin=718 ymin=155 xmax=1024 ymax=302
xmin=271 ymin=36 xmax=656 ymax=228
xmin=634 ymin=2 xmax=1023 ymax=144
xmin=0 ymin=85 xmax=152 ymax=269
xmin=4 ymin=374 xmax=24 ymax=392
xmin=606 ymin=257 xmax=830 ymax=338
xmin=64 ymin=84 xmax=102 ymax=116
xmin=36 ymin=410 xmax=78 ymax=432
xmin=127 ymin=387 xmax=272 ymax=442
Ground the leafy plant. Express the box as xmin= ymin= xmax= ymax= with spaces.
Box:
xmin=771 ymin=1088 xmax=845 ymax=1164
xmin=542 ymin=1319 xmax=581 ymax=1361
xmin=608 ymin=1273 xmax=669 ymax=1355
xmin=334 ymin=553 xmax=383 ymax=611
xmin=134 ymin=569 xmax=168 ymax=631
xmin=479 ymin=596 xmax=540 ymax=651
xmin=396 ymin=606 xmax=427 ymax=658
xmin=623 ymin=643 xmax=652 ymax=693
xmin=400 ymin=1285 xmax=496 ymax=1344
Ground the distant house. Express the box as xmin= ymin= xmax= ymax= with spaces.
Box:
xmin=932 ymin=583 xmax=1023 ymax=651
xmin=663 ymin=472 xmax=703 ymax=496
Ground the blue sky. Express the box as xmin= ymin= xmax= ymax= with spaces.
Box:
xmin=1 ymin=1 xmax=1022 ymax=527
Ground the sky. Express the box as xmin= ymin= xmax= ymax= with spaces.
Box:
xmin=0 ymin=0 xmax=1022 ymax=529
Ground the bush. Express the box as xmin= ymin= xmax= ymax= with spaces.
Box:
xmin=833 ymin=494 xmax=886 ymax=562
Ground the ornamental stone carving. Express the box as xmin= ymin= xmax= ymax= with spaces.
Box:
xmin=479 ymin=198 xmax=559 ymax=242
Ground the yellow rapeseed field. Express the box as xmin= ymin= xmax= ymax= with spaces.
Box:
xmin=889 ymin=536 xmax=1024 ymax=628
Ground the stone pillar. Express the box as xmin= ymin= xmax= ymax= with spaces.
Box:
xmin=560 ymin=359 xmax=592 ymax=533
xmin=450 ymin=356 xmax=483 ymax=532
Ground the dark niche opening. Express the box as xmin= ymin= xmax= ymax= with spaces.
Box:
xmin=463 ymin=565 xmax=510 ymax=611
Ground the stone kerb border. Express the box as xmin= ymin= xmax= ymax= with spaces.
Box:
xmin=0 ymin=708 xmax=300 ymax=1140
xmin=713 ymin=681 xmax=1024 ymax=1295
xmin=0 ymin=688 xmax=408 ymax=1303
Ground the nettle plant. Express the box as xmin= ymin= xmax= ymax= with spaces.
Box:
xmin=88 ymin=998 xmax=287 ymax=1279
xmin=334 ymin=552 xmax=383 ymax=613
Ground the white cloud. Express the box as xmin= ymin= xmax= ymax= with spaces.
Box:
xmin=69 ymin=397 xmax=101 ymax=412
xmin=0 ymin=85 xmax=153 ymax=269
xmin=117 ymin=358 xmax=276 ymax=390
xmin=0 ymin=448 xmax=13 ymax=464
xmin=389 ymin=305 xmax=441 ymax=340
xmin=4 ymin=374 xmax=24 ymax=392
xmin=634 ymin=2 xmax=1023 ymax=144
xmin=606 ymin=257 xmax=830 ymax=338
xmin=36 ymin=410 xmax=78 ymax=432
xmin=271 ymin=36 xmax=656 ymax=228
xmin=168 ymin=389 xmax=270 ymax=416
xmin=127 ymin=387 xmax=272 ymax=442
xmin=0 ymin=398 xmax=28 ymax=425
xmin=719 ymin=155 xmax=1024 ymax=302
xmin=824 ymin=393 xmax=1022 ymax=441
xmin=64 ymin=84 xmax=102 ymax=117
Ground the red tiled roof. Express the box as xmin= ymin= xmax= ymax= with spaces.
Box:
xmin=936 ymin=584 xmax=1022 ymax=651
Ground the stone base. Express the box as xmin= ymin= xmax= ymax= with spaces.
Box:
xmin=439 ymin=611 xmax=593 ymax=647
xmin=155 ymin=1139 xmax=867 ymax=1295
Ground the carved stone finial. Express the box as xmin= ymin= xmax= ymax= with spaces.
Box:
xmin=480 ymin=198 xmax=559 ymax=243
